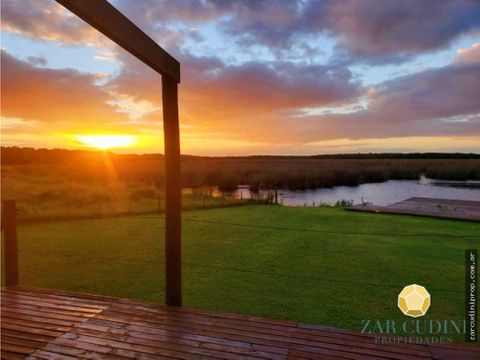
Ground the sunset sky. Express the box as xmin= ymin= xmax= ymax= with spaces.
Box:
xmin=1 ymin=0 xmax=480 ymax=155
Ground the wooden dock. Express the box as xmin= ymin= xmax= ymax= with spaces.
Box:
xmin=1 ymin=287 xmax=478 ymax=359
xmin=347 ymin=197 xmax=480 ymax=222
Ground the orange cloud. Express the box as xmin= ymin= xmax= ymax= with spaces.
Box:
xmin=1 ymin=50 xmax=128 ymax=126
xmin=456 ymin=42 xmax=480 ymax=65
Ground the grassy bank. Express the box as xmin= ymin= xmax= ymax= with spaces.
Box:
xmin=1 ymin=165 xmax=259 ymax=221
xmin=3 ymin=149 xmax=480 ymax=219
xmin=6 ymin=205 xmax=479 ymax=339
xmin=3 ymin=148 xmax=480 ymax=193
xmin=182 ymin=157 xmax=480 ymax=190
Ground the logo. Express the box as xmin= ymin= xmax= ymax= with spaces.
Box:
xmin=398 ymin=284 xmax=431 ymax=318
xmin=360 ymin=284 xmax=465 ymax=344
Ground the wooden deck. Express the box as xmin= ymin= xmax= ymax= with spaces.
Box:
xmin=347 ymin=197 xmax=480 ymax=222
xmin=1 ymin=287 xmax=478 ymax=359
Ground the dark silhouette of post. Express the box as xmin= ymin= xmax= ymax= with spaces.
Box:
xmin=55 ymin=0 xmax=182 ymax=306
xmin=163 ymin=76 xmax=182 ymax=306
xmin=3 ymin=200 xmax=19 ymax=286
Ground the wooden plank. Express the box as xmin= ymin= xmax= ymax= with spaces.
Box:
xmin=116 ymin=296 xmax=409 ymax=349
xmin=2 ymin=304 xmax=91 ymax=323
xmin=291 ymin=344 xmax=417 ymax=360
xmin=2 ymin=289 xmax=109 ymax=309
xmin=114 ymin=301 xmax=416 ymax=346
xmin=2 ymin=200 xmax=19 ymax=286
xmin=1 ymin=300 xmax=97 ymax=320
xmin=81 ymin=317 xmax=290 ymax=357
xmin=72 ymin=323 xmax=284 ymax=360
xmin=4 ymin=287 xmax=112 ymax=306
xmin=61 ymin=331 xmax=260 ymax=360
xmin=428 ymin=346 xmax=480 ymax=360
xmin=1 ymin=321 xmax=65 ymax=338
xmin=0 ymin=351 xmax=26 ymax=360
xmin=1 ymin=294 xmax=105 ymax=313
xmin=27 ymin=345 xmax=116 ymax=360
xmin=96 ymin=315 xmax=300 ymax=353
xmin=429 ymin=343 xmax=480 ymax=353
xmin=162 ymin=75 xmax=182 ymax=306
xmin=1 ymin=336 xmax=46 ymax=351
xmin=10 ymin=285 xmax=117 ymax=303
xmin=199 ymin=342 xmax=284 ymax=360
xmin=1 ymin=309 xmax=77 ymax=327
xmin=1 ymin=315 xmax=73 ymax=332
xmin=287 ymin=349 xmax=346 ymax=360
xmin=103 ymin=305 xmax=430 ymax=358
xmin=1 ymin=328 xmax=55 ymax=343
xmin=25 ymin=350 xmax=79 ymax=360
xmin=46 ymin=335 xmax=193 ymax=359
xmin=55 ymin=0 xmax=180 ymax=82
xmin=76 ymin=320 xmax=288 ymax=357
xmin=42 ymin=337 xmax=138 ymax=358
xmin=291 ymin=347 xmax=386 ymax=360
xmin=95 ymin=312 xmax=426 ymax=359
xmin=0 ymin=343 xmax=36 ymax=356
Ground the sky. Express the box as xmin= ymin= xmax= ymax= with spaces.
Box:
xmin=1 ymin=0 xmax=480 ymax=155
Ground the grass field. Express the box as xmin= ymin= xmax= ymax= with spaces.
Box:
xmin=5 ymin=205 xmax=479 ymax=338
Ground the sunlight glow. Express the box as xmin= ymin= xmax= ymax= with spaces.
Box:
xmin=76 ymin=135 xmax=137 ymax=149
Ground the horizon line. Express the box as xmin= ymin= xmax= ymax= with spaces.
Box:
xmin=2 ymin=145 xmax=480 ymax=158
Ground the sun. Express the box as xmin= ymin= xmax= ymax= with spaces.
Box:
xmin=76 ymin=135 xmax=137 ymax=150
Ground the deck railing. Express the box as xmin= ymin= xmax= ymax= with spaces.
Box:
xmin=2 ymin=200 xmax=19 ymax=286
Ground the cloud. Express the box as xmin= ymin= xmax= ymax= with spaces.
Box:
xmin=213 ymin=1 xmax=304 ymax=47
xmin=368 ymin=64 xmax=480 ymax=121
xmin=455 ymin=42 xmax=480 ymax=64
xmin=4 ymin=0 xmax=479 ymax=66
xmin=169 ymin=58 xmax=479 ymax=145
xmin=311 ymin=0 xmax=480 ymax=63
xmin=183 ymin=59 xmax=361 ymax=111
xmin=106 ymin=46 xmax=362 ymax=137
xmin=113 ymin=0 xmax=222 ymax=24
xmin=104 ymin=48 xmax=164 ymax=105
xmin=26 ymin=56 xmax=47 ymax=66
xmin=292 ymin=61 xmax=480 ymax=142
xmin=82 ymin=39 xmax=479 ymax=146
xmin=169 ymin=0 xmax=480 ymax=64
xmin=2 ymin=45 xmax=479 ymax=152
xmin=0 ymin=49 xmax=129 ymax=128
xmin=0 ymin=0 xmax=107 ymax=46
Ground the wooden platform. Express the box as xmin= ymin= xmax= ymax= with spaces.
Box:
xmin=347 ymin=197 xmax=480 ymax=222
xmin=1 ymin=287 xmax=478 ymax=359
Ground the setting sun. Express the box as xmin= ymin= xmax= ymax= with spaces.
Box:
xmin=76 ymin=135 xmax=137 ymax=149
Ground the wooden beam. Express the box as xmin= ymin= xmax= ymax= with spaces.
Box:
xmin=55 ymin=0 xmax=180 ymax=82
xmin=162 ymin=75 xmax=182 ymax=306
xmin=3 ymin=200 xmax=19 ymax=286
xmin=55 ymin=0 xmax=183 ymax=306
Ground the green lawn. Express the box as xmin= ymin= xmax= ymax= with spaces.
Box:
xmin=5 ymin=205 xmax=480 ymax=336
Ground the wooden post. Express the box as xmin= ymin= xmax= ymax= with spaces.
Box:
xmin=162 ymin=75 xmax=182 ymax=306
xmin=54 ymin=0 xmax=183 ymax=306
xmin=3 ymin=200 xmax=19 ymax=286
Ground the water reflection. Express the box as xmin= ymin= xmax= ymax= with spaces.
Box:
xmin=214 ymin=178 xmax=480 ymax=206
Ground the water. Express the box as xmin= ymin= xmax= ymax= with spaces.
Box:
xmin=227 ymin=178 xmax=480 ymax=206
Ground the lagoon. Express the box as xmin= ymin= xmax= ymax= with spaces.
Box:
xmin=226 ymin=177 xmax=480 ymax=206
